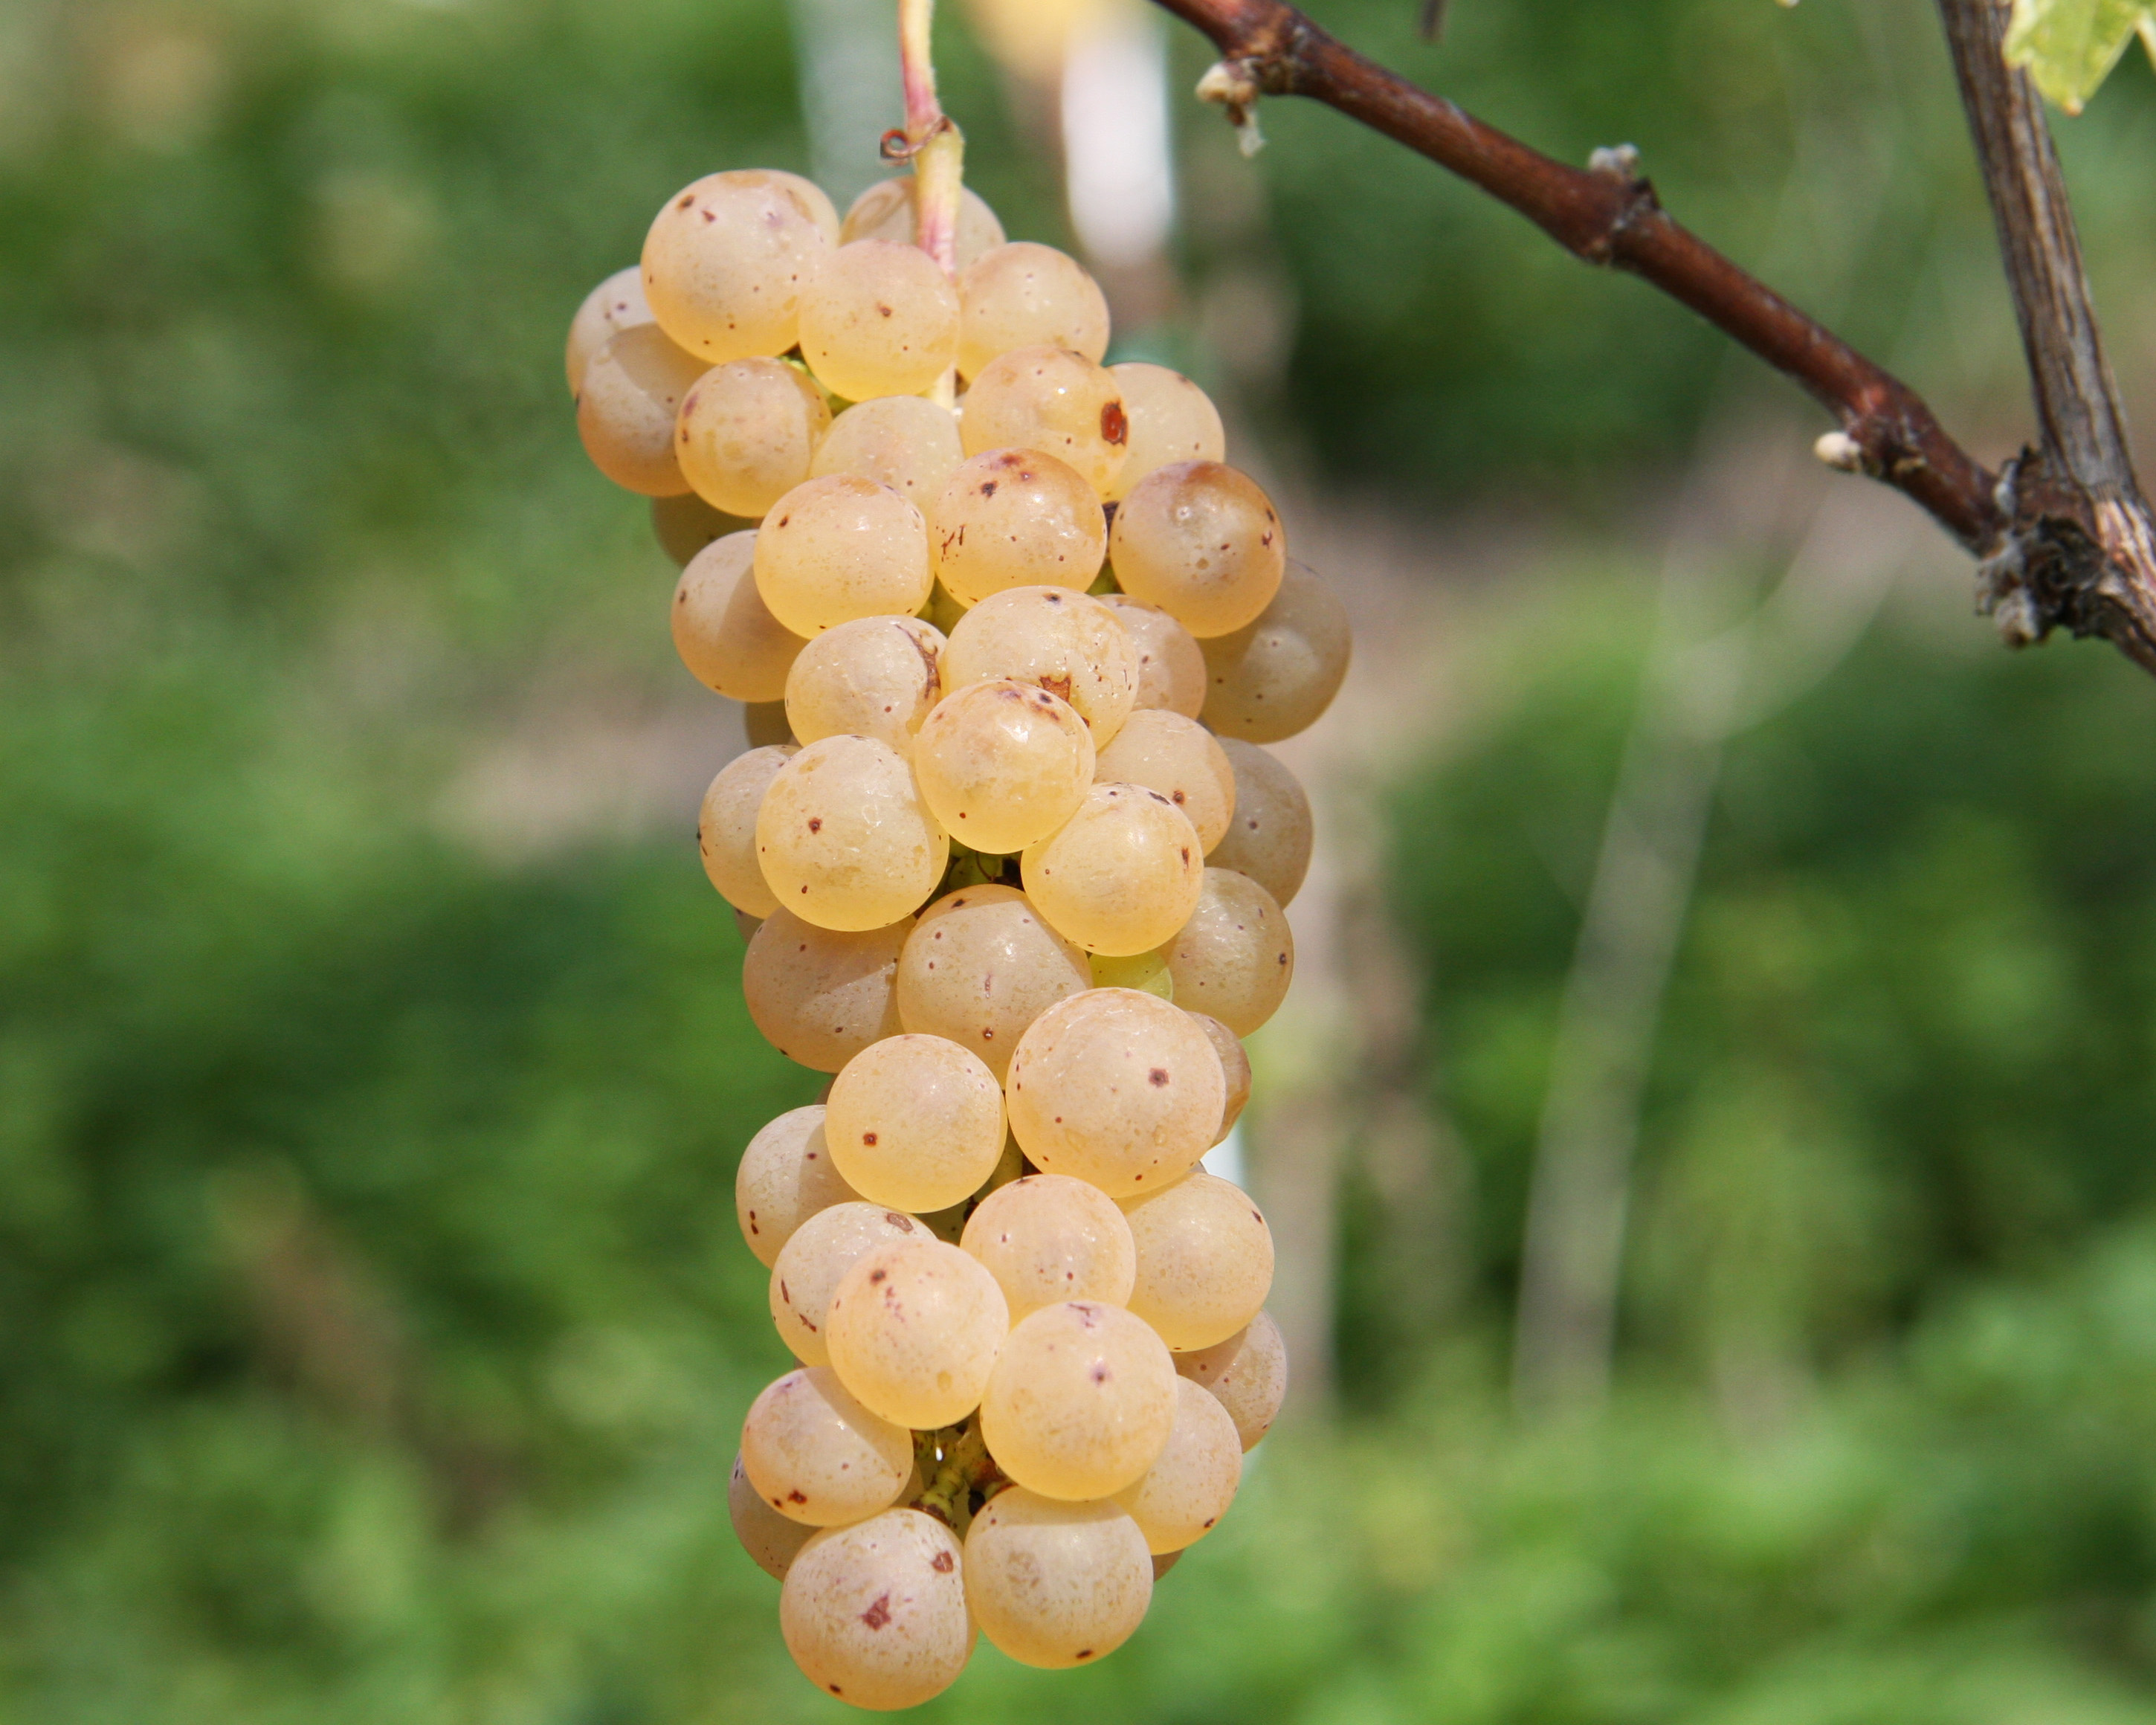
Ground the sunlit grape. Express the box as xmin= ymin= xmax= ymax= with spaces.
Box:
xmin=827 ymin=1236 xmax=1010 ymax=1428
xmin=1109 ymin=460 xmax=1285 ymax=638
xmin=742 ymin=1364 xmax=913 ymax=1526
xmin=1111 ymin=1376 xmax=1242 ymax=1553
xmin=799 ymin=239 xmax=961 ymax=402
xmin=781 ymin=1509 xmax=974 ymax=1709
xmin=963 ymin=1489 xmax=1152 ymax=1668
xmin=1121 ymin=1171 xmax=1274 ymax=1352
xmin=757 ymin=735 xmax=947 ymax=931
xmin=643 ymin=170 xmax=837 ymax=364
xmin=961 ymin=1173 xmax=1137 ymax=1319
xmin=956 ymin=242 xmax=1109 ymax=378
xmin=1158 ymin=866 xmax=1294 ymax=1035
xmin=960 ymin=346 xmax=1127 ymax=497
xmin=675 ymin=358 xmax=833 ymax=519
xmin=912 ymin=679 xmax=1095 ymax=855
xmin=827 ymin=1034 xmax=1006 ymax=1213
xmin=926 ymin=450 xmax=1108 ymax=607
xmin=769 ymin=1201 xmax=923 ymax=1367
xmin=979 ymin=1300 xmax=1178 ymax=1500
xmin=1091 ymin=709 xmax=1236 ymax=853
xmin=894 ymin=885 xmax=1092 ymax=1083
xmin=812 ymin=394 xmax=966 ymax=506
xmin=784 ymin=615 xmax=945 ymax=755
xmin=1099 ymin=595 xmax=1206 ymax=720
xmin=943 ymin=585 xmax=1136 ymax=742
xmin=566 ymin=265 xmax=653 ymax=396
xmin=1175 ymin=1309 xmax=1287 ymax=1450
xmin=1198 ymin=559 xmax=1353 ymax=742
xmin=842 ymin=175 xmax=1007 ymax=268
xmin=575 ymin=324 xmax=705 ymax=496
xmin=700 ymin=742 xmax=799 ymax=919
xmin=1106 ymin=362 xmax=1224 ymax=501
xmin=736 ymin=1103 xmax=860 ymax=1269
xmin=1206 ymin=739 xmax=1313 ymax=905
xmin=672 ymin=531 xmax=806 ymax=702
xmin=755 ymin=475 xmax=934 ymax=636
xmin=742 ymin=906 xmax=910 ymax=1071
xmin=1021 ymin=784 xmax=1204 ymax=956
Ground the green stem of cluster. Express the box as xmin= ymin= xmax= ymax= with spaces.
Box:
xmin=909 ymin=1418 xmax=1005 ymax=1537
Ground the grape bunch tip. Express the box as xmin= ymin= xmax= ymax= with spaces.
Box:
xmin=567 ymin=153 xmax=1343 ymax=1709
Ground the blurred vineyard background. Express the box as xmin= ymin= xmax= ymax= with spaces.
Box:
xmin=4 ymin=0 xmax=2156 ymax=1718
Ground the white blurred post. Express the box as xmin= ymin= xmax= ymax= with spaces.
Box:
xmin=1059 ymin=4 xmax=1175 ymax=270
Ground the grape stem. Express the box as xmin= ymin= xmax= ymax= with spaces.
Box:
xmin=894 ymin=0 xmax=964 ymax=405
xmin=1147 ymin=0 xmax=2156 ymax=677
xmin=909 ymin=1418 xmax=1004 ymax=1536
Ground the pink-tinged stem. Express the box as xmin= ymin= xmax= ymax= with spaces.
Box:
xmin=897 ymin=0 xmax=964 ymax=278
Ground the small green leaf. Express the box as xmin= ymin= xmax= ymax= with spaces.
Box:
xmin=2005 ymin=0 xmax=2156 ymax=113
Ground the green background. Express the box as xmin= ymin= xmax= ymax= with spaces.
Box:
xmin=3 ymin=0 xmax=2156 ymax=1718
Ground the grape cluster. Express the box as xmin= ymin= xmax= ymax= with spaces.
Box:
xmin=567 ymin=166 xmax=1347 ymax=1709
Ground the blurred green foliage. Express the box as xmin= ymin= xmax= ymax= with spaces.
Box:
xmin=4 ymin=0 xmax=2156 ymax=1718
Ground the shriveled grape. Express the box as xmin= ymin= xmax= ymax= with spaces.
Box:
xmin=1004 ymin=988 xmax=1224 ymax=1196
xmin=894 ymin=885 xmax=1091 ymax=1083
xmin=672 ymin=531 xmax=806 ymax=702
xmin=741 ymin=907 xmax=909 ymax=1071
xmin=1198 ymin=560 xmax=1353 ymax=742
xmin=927 ymin=450 xmax=1107 ymax=607
xmin=675 ymin=358 xmax=832 ymax=519
xmin=1122 ymin=1171 xmax=1274 ymax=1352
xmin=912 ymin=679 xmax=1094 ymax=855
xmin=1021 ymin=784 xmax=1204 ymax=956
xmin=755 ymin=475 xmax=933 ymax=636
xmin=960 ymin=346 xmax=1127 ymax=498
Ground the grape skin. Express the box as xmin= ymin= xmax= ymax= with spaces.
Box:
xmin=1004 ymin=988 xmax=1225 ymax=1196
xmin=1111 ymin=1376 xmax=1243 ymax=1553
xmin=735 ymin=1103 xmax=859 ymax=1269
xmin=842 ymin=176 xmax=1007 ymax=268
xmin=769 ymin=1202 xmax=924 ymax=1367
xmin=1021 ymin=783 xmax=1205 ymax=957
xmin=1206 ymin=739 xmax=1314 ymax=906
xmin=731 ymin=1450 xmax=816 ymax=1580
xmin=757 ymin=735 xmax=948 ymax=932
xmin=565 ymin=265 xmax=653 ymax=396
xmin=698 ymin=743 xmax=798 ymax=919
xmin=741 ymin=1364 xmax=914 ymax=1526
xmin=1106 ymin=362 xmax=1225 ymax=502
xmin=911 ymin=679 xmax=1096 ymax=856
xmin=1158 ymin=866 xmax=1295 ymax=1036
xmin=962 ymin=1489 xmax=1153 ymax=1668
xmin=959 ymin=345 xmax=1128 ymax=498
xmin=961 ymin=1173 xmax=1137 ymax=1320
xmin=675 ymin=358 xmax=833 ymax=519
xmin=926 ymin=450 xmax=1108 ymax=607
xmin=826 ymin=1034 xmax=1007 ymax=1213
xmin=893 ymin=885 xmax=1092 ymax=1083
xmin=943 ymin=585 xmax=1137 ymax=744
xmin=1109 ymin=460 xmax=1286 ymax=639
xmin=1175 ymin=1309 xmax=1288 ymax=1450
xmin=812 ymin=395 xmax=966 ymax=507
xmin=825 ymin=1236 xmax=1010 ymax=1428
xmin=1184 ymin=1012 xmax=1253 ymax=1146
xmin=1099 ymin=595 xmax=1207 ymax=720
xmin=671 ymin=531 xmax=807 ymax=703
xmin=1091 ymin=709 xmax=1238 ymax=854
xmin=1122 ymin=1171 xmax=1276 ymax=1352
xmin=741 ymin=907 xmax=909 ymax=1072
xmin=755 ymin=475 xmax=934 ymax=636
xmin=575 ymin=324 xmax=706 ymax=497
xmin=783 ymin=615 xmax=946 ymax=756
xmin=799 ymin=239 xmax=961 ymax=402
xmin=956 ymin=242 xmax=1110 ymax=378
xmin=781 ymin=1509 xmax=975 ymax=1710
xmin=978 ymin=1300 xmax=1179 ymax=1500
xmin=1198 ymin=559 xmax=1354 ymax=743
xmin=642 ymin=170 xmax=837 ymax=364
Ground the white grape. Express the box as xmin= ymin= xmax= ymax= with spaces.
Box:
xmin=1099 ymin=594 xmax=1207 ymax=720
xmin=826 ymin=1236 xmax=1010 ymax=1428
xmin=754 ymin=474 xmax=933 ymax=636
xmin=674 ymin=357 xmax=832 ymax=518
xmin=1175 ymin=1309 xmax=1287 ymax=1450
xmin=1206 ymin=739 xmax=1314 ymax=905
xmin=799 ymin=239 xmax=961 ymax=402
xmin=1112 ymin=1376 xmax=1242 ymax=1553
xmin=756 ymin=735 xmax=948 ymax=932
xmin=942 ymin=584 xmax=1137 ymax=742
xmin=1122 ymin=1171 xmax=1274 ymax=1352
xmin=926 ymin=450 xmax=1107 ymax=607
xmin=781 ymin=1509 xmax=974 ymax=1709
xmin=671 ymin=531 xmax=806 ymax=703
xmin=842 ymin=176 xmax=1007 ymax=268
xmin=741 ymin=906 xmax=909 ymax=1071
xmin=575 ymin=324 xmax=705 ymax=496
xmin=741 ymin=1364 xmax=913 ymax=1526
xmin=769 ymin=1201 xmax=923 ymax=1366
xmin=565 ymin=265 xmax=653 ymax=396
xmin=956 ymin=242 xmax=1110 ymax=378
xmin=1004 ymin=988 xmax=1224 ymax=1196
xmin=1021 ymin=784 xmax=1204 ymax=956
xmin=812 ymin=394 xmax=966 ymax=507
xmin=911 ymin=679 xmax=1095 ymax=855
xmin=1109 ymin=460 xmax=1285 ymax=638
xmin=698 ymin=743 xmax=798 ymax=918
xmin=961 ymin=1173 xmax=1137 ymax=1319
xmin=894 ymin=884 xmax=1091 ymax=1083
xmin=978 ymin=1300 xmax=1178 ymax=1500
xmin=959 ymin=345 xmax=1127 ymax=498
xmin=642 ymin=170 xmax=837 ymax=364
xmin=735 ymin=1103 xmax=860 ymax=1269
xmin=1091 ymin=709 xmax=1237 ymax=854
xmin=783 ymin=615 xmax=946 ymax=755
xmin=1106 ymin=361 xmax=1224 ymax=501
xmin=963 ymin=1489 xmax=1152 ymax=1668
xmin=731 ymin=1450 xmax=816 ymax=1579
xmin=826 ymin=1034 xmax=1006 ymax=1213
xmin=1199 ymin=559 xmax=1353 ymax=742
xmin=1184 ymin=1012 xmax=1251 ymax=1146
xmin=1158 ymin=867 xmax=1294 ymax=1036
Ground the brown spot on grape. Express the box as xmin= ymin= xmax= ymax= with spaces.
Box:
xmin=1100 ymin=400 xmax=1128 ymax=445
xmin=890 ymin=1213 xmax=915 ymax=1230
xmin=1077 ymin=1650 xmax=1094 ymax=1660
xmin=780 ymin=1279 xmax=790 ymax=1301
xmin=877 ymin=303 xmax=893 ymax=317
xmin=863 ymin=1132 xmax=877 ymax=1145
xmin=860 ymin=1593 xmax=893 ymax=1630
xmin=1149 ymin=1068 xmax=1169 ymax=1086
xmin=676 ymin=193 xmax=694 ymax=208
xmin=701 ymin=209 xmax=715 ymax=223
xmin=869 ymin=1267 xmax=887 ymax=1283
xmin=979 ymin=480 xmax=998 ymax=497
xmin=808 ymin=817 xmax=822 ymax=832
xmin=1173 ymin=790 xmax=1186 ymax=802
xmin=787 ymin=1489 xmax=808 ymax=1503
xmin=932 ymin=1550 xmax=955 ymax=1572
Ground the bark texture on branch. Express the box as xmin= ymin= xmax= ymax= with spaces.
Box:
xmin=1151 ymin=0 xmax=2156 ymax=673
